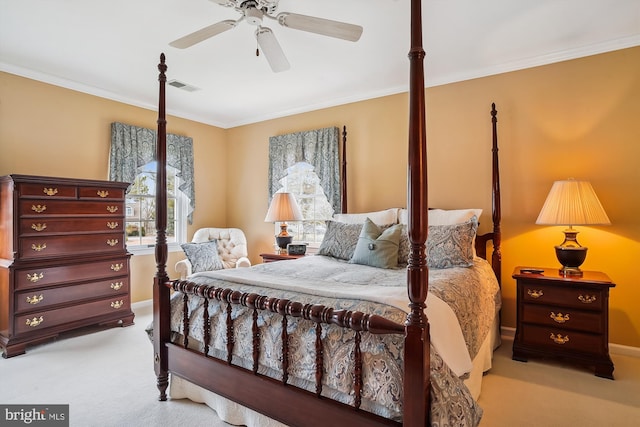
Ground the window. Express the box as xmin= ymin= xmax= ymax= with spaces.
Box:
xmin=125 ymin=162 xmax=187 ymax=254
xmin=274 ymin=162 xmax=334 ymax=245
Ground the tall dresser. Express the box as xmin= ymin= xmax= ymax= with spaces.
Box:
xmin=0 ymin=174 xmax=134 ymax=358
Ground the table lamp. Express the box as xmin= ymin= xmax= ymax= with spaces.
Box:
xmin=536 ymin=179 xmax=610 ymax=276
xmin=264 ymin=192 xmax=303 ymax=252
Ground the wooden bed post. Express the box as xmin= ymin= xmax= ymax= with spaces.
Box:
xmin=153 ymin=53 xmax=170 ymax=401
xmin=341 ymin=125 xmax=348 ymax=214
xmin=490 ymin=103 xmax=502 ymax=285
xmin=404 ymin=0 xmax=429 ymax=425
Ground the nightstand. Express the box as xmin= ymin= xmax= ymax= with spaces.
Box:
xmin=259 ymin=253 xmax=304 ymax=263
xmin=512 ymin=266 xmax=615 ymax=379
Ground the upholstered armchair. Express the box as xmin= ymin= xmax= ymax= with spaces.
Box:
xmin=175 ymin=228 xmax=251 ymax=280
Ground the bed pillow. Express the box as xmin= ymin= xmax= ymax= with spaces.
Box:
xmin=180 ymin=240 xmax=225 ymax=273
xmin=349 ymin=218 xmax=402 ymax=269
xmin=317 ymin=221 xmax=363 ymax=260
xmin=427 ymin=216 xmax=478 ymax=269
xmin=333 ymin=208 xmax=399 ymax=225
xmin=396 ymin=216 xmax=478 ymax=268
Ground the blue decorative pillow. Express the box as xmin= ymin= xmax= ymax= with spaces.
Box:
xmin=349 ymin=218 xmax=402 ymax=269
xmin=180 ymin=240 xmax=224 ymax=273
xmin=317 ymin=221 xmax=363 ymax=260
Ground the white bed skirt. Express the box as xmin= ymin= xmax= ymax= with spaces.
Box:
xmin=168 ymin=315 xmax=502 ymax=426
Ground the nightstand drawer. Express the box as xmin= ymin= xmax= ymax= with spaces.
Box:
xmin=521 ymin=283 xmax=604 ymax=311
xmin=521 ymin=304 xmax=603 ymax=333
xmin=520 ymin=324 xmax=604 ymax=354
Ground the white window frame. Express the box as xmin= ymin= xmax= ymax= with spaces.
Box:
xmin=125 ymin=165 xmax=187 ymax=256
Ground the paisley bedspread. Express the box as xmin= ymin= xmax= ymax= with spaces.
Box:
xmin=165 ymin=255 xmax=500 ymax=426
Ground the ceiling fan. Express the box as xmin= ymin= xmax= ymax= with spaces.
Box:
xmin=169 ymin=0 xmax=363 ymax=72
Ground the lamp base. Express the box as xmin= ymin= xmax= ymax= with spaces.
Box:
xmin=276 ymin=235 xmax=293 ymax=251
xmin=555 ymin=246 xmax=587 ymax=277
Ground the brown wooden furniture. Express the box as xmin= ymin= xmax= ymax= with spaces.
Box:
xmin=512 ymin=266 xmax=615 ymax=379
xmin=0 ymin=174 xmax=134 ymax=358
xmin=260 ymin=252 xmax=305 ymax=263
xmin=151 ymin=1 xmax=503 ymax=424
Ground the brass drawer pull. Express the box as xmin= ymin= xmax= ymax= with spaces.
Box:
xmin=31 ymin=243 xmax=47 ymax=252
xmin=106 ymin=221 xmax=118 ymax=229
xmin=26 ymin=272 xmax=44 ymax=283
xmin=106 ymin=206 xmax=118 ymax=213
xmin=31 ymin=223 xmax=47 ymax=232
xmin=550 ymin=333 xmax=569 ymax=344
xmin=26 ymin=316 xmax=44 ymax=327
xmin=550 ymin=312 xmax=570 ymax=323
xmin=527 ymin=289 xmax=544 ymax=298
xmin=26 ymin=294 xmax=44 ymax=305
xmin=97 ymin=190 xmax=109 ymax=198
xmin=106 ymin=239 xmax=119 ymax=247
xmin=111 ymin=263 xmax=124 ymax=272
xmin=43 ymin=187 xmax=58 ymax=196
xmin=578 ymin=294 xmax=597 ymax=304
xmin=31 ymin=204 xmax=47 ymax=213
xmin=111 ymin=300 xmax=124 ymax=309
xmin=110 ymin=282 xmax=124 ymax=291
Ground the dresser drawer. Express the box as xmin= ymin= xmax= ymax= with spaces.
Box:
xmin=79 ymin=186 xmax=125 ymax=200
xmin=15 ymin=258 xmax=129 ymax=290
xmin=19 ymin=233 xmax=125 ymax=259
xmin=521 ymin=303 xmax=603 ymax=333
xmin=520 ymin=324 xmax=605 ymax=355
xmin=19 ymin=200 xmax=124 ymax=216
xmin=15 ymin=295 xmax=131 ymax=335
xmin=18 ymin=183 xmax=77 ymax=199
xmin=521 ymin=283 xmax=604 ymax=311
xmin=20 ymin=218 xmax=124 ymax=235
xmin=15 ymin=278 xmax=130 ymax=313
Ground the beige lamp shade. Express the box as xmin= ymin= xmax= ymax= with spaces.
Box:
xmin=536 ymin=180 xmax=611 ymax=226
xmin=264 ymin=192 xmax=303 ymax=223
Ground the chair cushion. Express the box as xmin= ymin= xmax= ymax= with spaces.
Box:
xmin=180 ymin=240 xmax=225 ymax=273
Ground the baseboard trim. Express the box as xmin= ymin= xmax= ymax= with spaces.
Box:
xmin=501 ymin=326 xmax=640 ymax=358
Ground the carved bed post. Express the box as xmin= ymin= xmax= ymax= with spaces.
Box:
xmin=153 ymin=53 xmax=170 ymax=401
xmin=490 ymin=103 xmax=502 ymax=285
xmin=404 ymin=0 xmax=429 ymax=425
xmin=341 ymin=125 xmax=348 ymax=214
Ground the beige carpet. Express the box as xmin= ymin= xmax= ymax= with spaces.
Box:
xmin=1 ymin=302 xmax=638 ymax=426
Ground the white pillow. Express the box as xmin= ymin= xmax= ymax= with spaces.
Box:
xmin=333 ymin=208 xmax=399 ymax=225
xmin=398 ymin=208 xmax=482 ymax=225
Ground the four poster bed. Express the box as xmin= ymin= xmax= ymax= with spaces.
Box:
xmin=152 ymin=2 xmax=502 ymax=426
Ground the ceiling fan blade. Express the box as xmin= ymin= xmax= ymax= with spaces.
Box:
xmin=209 ymin=0 xmax=233 ymax=5
xmin=256 ymin=27 xmax=290 ymax=73
xmin=169 ymin=20 xmax=237 ymax=49
xmin=276 ymin=12 xmax=363 ymax=42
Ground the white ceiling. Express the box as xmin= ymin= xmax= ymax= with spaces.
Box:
xmin=1 ymin=0 xmax=639 ymax=128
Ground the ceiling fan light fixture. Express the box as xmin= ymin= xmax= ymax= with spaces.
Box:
xmin=244 ymin=7 xmax=263 ymax=25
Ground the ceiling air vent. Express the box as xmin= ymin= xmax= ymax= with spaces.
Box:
xmin=168 ymin=79 xmax=200 ymax=92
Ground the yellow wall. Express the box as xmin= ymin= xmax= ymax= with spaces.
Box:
xmin=0 ymin=74 xmax=228 ymax=302
xmin=1 ymin=46 xmax=639 ymax=347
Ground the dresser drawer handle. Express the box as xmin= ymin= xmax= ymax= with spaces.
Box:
xmin=31 ymin=204 xmax=47 ymax=213
xmin=550 ymin=312 xmax=570 ymax=323
xmin=110 ymin=282 xmax=124 ymax=291
xmin=578 ymin=294 xmax=597 ymax=304
xmin=527 ymin=289 xmax=544 ymax=298
xmin=31 ymin=243 xmax=47 ymax=252
xmin=43 ymin=187 xmax=58 ymax=196
xmin=111 ymin=263 xmax=124 ymax=272
xmin=106 ymin=239 xmax=119 ymax=247
xmin=26 ymin=272 xmax=44 ymax=283
xmin=26 ymin=316 xmax=44 ymax=327
xmin=111 ymin=300 xmax=124 ymax=309
xmin=26 ymin=294 xmax=44 ymax=305
xmin=106 ymin=221 xmax=119 ymax=229
xmin=97 ymin=190 xmax=109 ymax=198
xmin=550 ymin=333 xmax=569 ymax=344
xmin=31 ymin=223 xmax=47 ymax=232
xmin=106 ymin=206 xmax=118 ymax=213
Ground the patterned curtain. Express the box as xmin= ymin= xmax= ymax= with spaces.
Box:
xmin=268 ymin=126 xmax=341 ymax=213
xmin=109 ymin=122 xmax=195 ymax=223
